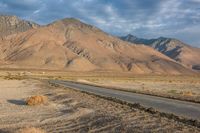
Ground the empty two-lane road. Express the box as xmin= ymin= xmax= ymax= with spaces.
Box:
xmin=50 ymin=80 xmax=200 ymax=120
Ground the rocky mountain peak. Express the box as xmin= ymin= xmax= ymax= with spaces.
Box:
xmin=0 ymin=15 xmax=39 ymax=37
xmin=0 ymin=15 xmax=20 ymax=26
xmin=121 ymin=34 xmax=137 ymax=41
xmin=48 ymin=17 xmax=100 ymax=33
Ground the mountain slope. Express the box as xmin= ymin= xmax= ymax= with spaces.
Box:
xmin=0 ymin=18 xmax=193 ymax=74
xmin=0 ymin=15 xmax=39 ymax=37
xmin=121 ymin=34 xmax=200 ymax=70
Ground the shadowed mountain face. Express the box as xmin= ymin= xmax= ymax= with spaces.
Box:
xmin=0 ymin=15 xmax=39 ymax=37
xmin=121 ymin=34 xmax=200 ymax=71
xmin=0 ymin=16 xmax=194 ymax=74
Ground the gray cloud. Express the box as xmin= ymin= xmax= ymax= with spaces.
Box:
xmin=0 ymin=0 xmax=199 ymax=47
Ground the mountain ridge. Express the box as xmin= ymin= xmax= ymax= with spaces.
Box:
xmin=0 ymin=15 xmax=39 ymax=37
xmin=120 ymin=34 xmax=200 ymax=70
xmin=0 ymin=15 xmax=195 ymax=74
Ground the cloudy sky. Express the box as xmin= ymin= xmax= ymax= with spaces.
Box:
xmin=0 ymin=0 xmax=200 ymax=47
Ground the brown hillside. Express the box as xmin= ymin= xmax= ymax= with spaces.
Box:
xmin=121 ymin=34 xmax=200 ymax=71
xmin=0 ymin=18 xmax=193 ymax=74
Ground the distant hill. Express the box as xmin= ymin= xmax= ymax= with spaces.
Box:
xmin=120 ymin=34 xmax=200 ymax=70
xmin=0 ymin=15 xmax=39 ymax=37
xmin=0 ymin=16 xmax=194 ymax=74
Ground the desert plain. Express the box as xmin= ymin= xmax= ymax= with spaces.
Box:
xmin=0 ymin=70 xmax=200 ymax=133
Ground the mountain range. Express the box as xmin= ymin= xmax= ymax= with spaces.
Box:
xmin=0 ymin=15 xmax=197 ymax=74
xmin=120 ymin=34 xmax=200 ymax=71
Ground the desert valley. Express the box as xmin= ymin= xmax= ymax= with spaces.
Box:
xmin=0 ymin=11 xmax=200 ymax=133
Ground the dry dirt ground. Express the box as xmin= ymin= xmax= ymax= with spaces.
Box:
xmin=0 ymin=79 xmax=200 ymax=133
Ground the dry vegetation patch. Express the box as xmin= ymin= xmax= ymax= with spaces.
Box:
xmin=26 ymin=95 xmax=48 ymax=106
xmin=181 ymin=91 xmax=194 ymax=97
xmin=4 ymin=72 xmax=26 ymax=80
xmin=15 ymin=127 xmax=46 ymax=133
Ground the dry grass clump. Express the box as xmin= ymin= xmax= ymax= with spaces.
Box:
xmin=181 ymin=91 xmax=193 ymax=97
xmin=15 ymin=127 xmax=46 ymax=133
xmin=26 ymin=95 xmax=48 ymax=106
xmin=4 ymin=72 xmax=25 ymax=80
xmin=168 ymin=89 xmax=177 ymax=94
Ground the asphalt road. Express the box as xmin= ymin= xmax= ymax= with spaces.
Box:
xmin=50 ymin=80 xmax=200 ymax=120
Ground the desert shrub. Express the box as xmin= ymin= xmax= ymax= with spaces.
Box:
xmin=4 ymin=72 xmax=25 ymax=80
xmin=15 ymin=127 xmax=46 ymax=133
xmin=26 ymin=95 xmax=48 ymax=106
xmin=168 ymin=90 xmax=177 ymax=94
xmin=181 ymin=91 xmax=193 ymax=97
